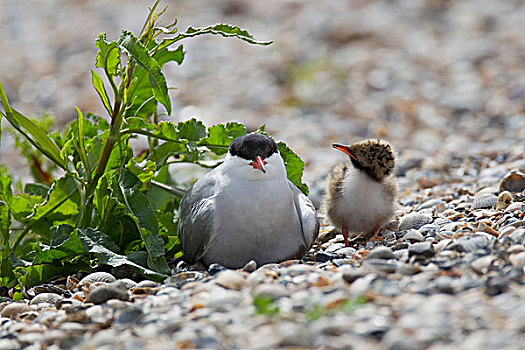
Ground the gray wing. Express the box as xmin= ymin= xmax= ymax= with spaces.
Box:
xmin=177 ymin=174 xmax=217 ymax=264
xmin=288 ymin=181 xmax=320 ymax=253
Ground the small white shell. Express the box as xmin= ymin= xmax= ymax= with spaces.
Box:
xmin=79 ymin=272 xmax=116 ymax=285
xmin=398 ymin=212 xmax=433 ymax=231
xmin=30 ymin=293 xmax=64 ymax=306
xmin=472 ymin=193 xmax=497 ymax=209
xmin=496 ymin=191 xmax=513 ymax=210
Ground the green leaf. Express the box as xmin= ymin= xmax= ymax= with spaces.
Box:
xmin=24 ymin=183 xmax=49 ymax=197
xmin=95 ymin=33 xmax=120 ymax=76
xmin=253 ymin=296 xmax=280 ymax=316
xmin=178 ymin=118 xmax=206 ymax=141
xmin=117 ymin=31 xmax=171 ymax=115
xmin=200 ymin=122 xmax=246 ymax=155
xmin=157 ymin=23 xmax=272 ymax=51
xmin=28 ymin=176 xmax=80 ymax=222
xmin=33 ymin=230 xmax=85 ymax=264
xmin=153 ymin=44 xmax=185 ymax=66
xmin=75 ymin=107 xmax=91 ymax=180
xmin=2 ymin=107 xmax=66 ymax=170
xmin=17 ymin=262 xmax=90 ymax=289
xmin=91 ymin=70 xmax=112 ymax=116
xmin=277 ymin=142 xmax=309 ymax=195
xmin=77 ymin=228 xmax=167 ymax=282
xmin=127 ymin=159 xmax=156 ymax=185
xmin=0 ymin=202 xmax=10 ymax=256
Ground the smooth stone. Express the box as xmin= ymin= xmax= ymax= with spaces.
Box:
xmin=204 ymin=289 xmax=243 ymax=309
xmin=508 ymin=228 xmax=525 ymax=243
xmin=315 ymin=251 xmax=339 ymax=263
xmin=408 ymin=242 xmax=435 ymax=260
xmin=416 ymin=199 xmax=445 ymax=210
xmin=342 ymin=269 xmax=368 ymax=284
xmin=403 ymin=230 xmax=425 ymax=242
xmin=135 ymin=280 xmax=159 ymax=288
xmin=241 ymin=260 xmax=257 ymax=273
xmin=470 ymin=255 xmax=494 ymax=273
xmin=1 ymin=303 xmax=32 ymax=319
xmin=446 ymin=236 xmax=492 ymax=253
xmin=362 ymin=259 xmax=399 ymax=274
xmin=509 ymin=251 xmax=525 ymax=268
xmin=215 ymin=270 xmax=247 ymax=291
xmin=88 ymin=282 xmax=129 ymax=304
xmin=505 ymin=202 xmax=525 ymax=212
xmin=365 ymin=246 xmax=397 ymax=260
xmin=419 ymin=224 xmax=439 ymax=235
xmin=253 ymin=283 xmax=289 ymax=300
xmin=334 ymin=247 xmax=357 ymax=257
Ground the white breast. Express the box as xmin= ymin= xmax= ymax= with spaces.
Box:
xmin=334 ymin=166 xmax=394 ymax=234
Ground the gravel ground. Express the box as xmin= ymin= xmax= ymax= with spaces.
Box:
xmin=0 ymin=0 xmax=524 ymax=349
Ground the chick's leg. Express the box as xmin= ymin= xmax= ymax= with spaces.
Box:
xmin=342 ymin=225 xmax=350 ymax=247
xmin=368 ymin=224 xmax=383 ymax=242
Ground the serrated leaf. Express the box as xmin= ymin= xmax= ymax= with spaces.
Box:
xmin=117 ymin=31 xmax=171 ymax=115
xmin=200 ymin=122 xmax=246 ymax=155
xmin=77 ymin=228 xmax=167 ymax=281
xmin=277 ymin=142 xmax=309 ymax=195
xmin=127 ymin=159 xmax=156 ymax=184
xmin=153 ymin=44 xmax=185 ymax=66
xmin=91 ymin=70 xmax=112 ymax=116
xmin=29 ymin=176 xmax=80 ymax=221
xmin=33 ymin=230 xmax=85 ymax=264
xmin=178 ymin=118 xmax=206 ymax=141
xmin=157 ymin=23 xmax=272 ymax=51
xmin=24 ymin=183 xmax=49 ymax=197
xmin=95 ymin=33 xmax=120 ymax=76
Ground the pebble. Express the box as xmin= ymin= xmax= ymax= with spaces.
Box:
xmin=87 ymin=282 xmax=130 ymax=304
xmin=365 ymin=246 xmax=397 ymax=260
xmin=403 ymin=230 xmax=425 ymax=242
xmin=215 ymin=270 xmax=247 ymax=291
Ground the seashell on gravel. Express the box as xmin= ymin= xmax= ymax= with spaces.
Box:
xmin=505 ymin=202 xmax=525 ymax=212
xmin=164 ymin=271 xmax=207 ymax=288
xmin=398 ymin=213 xmax=433 ymax=231
xmin=471 ymin=193 xmax=498 ymax=209
xmin=1 ymin=303 xmax=32 ymax=319
xmin=30 ymin=293 xmax=64 ymax=306
xmin=496 ymin=191 xmax=513 ymax=210
xmin=499 ymin=170 xmax=525 ymax=193
xmin=79 ymin=272 xmax=116 ymax=285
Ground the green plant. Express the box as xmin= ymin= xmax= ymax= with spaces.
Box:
xmin=0 ymin=1 xmax=308 ymax=290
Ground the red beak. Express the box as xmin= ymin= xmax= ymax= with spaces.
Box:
xmin=250 ymin=156 xmax=267 ymax=173
xmin=332 ymin=143 xmax=358 ymax=161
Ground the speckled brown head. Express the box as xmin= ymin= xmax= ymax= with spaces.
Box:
xmin=333 ymin=139 xmax=396 ymax=181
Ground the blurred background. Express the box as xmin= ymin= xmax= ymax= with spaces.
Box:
xmin=1 ymin=0 xmax=524 ymax=185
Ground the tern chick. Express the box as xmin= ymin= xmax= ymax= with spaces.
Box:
xmin=322 ymin=139 xmax=398 ymax=246
xmin=178 ymin=133 xmax=319 ymax=268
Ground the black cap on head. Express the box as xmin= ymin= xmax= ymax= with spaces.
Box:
xmin=229 ymin=133 xmax=278 ymax=161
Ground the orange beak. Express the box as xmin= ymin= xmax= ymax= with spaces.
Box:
xmin=332 ymin=143 xmax=358 ymax=161
xmin=250 ymin=155 xmax=267 ymax=173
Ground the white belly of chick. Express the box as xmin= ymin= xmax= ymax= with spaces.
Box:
xmin=335 ymin=168 xmax=393 ymax=234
